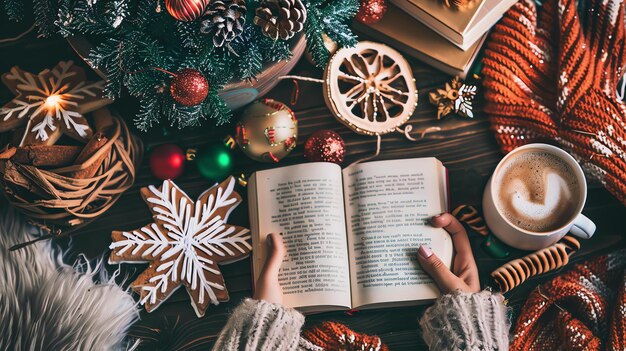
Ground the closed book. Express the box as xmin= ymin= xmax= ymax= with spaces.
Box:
xmin=391 ymin=0 xmax=516 ymax=50
xmin=353 ymin=4 xmax=485 ymax=78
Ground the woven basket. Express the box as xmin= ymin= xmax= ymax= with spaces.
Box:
xmin=0 ymin=108 xmax=142 ymax=237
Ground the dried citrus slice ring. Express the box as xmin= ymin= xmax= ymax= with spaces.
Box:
xmin=323 ymin=41 xmax=418 ymax=136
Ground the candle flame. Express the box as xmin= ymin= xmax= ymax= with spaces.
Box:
xmin=45 ymin=94 xmax=62 ymax=108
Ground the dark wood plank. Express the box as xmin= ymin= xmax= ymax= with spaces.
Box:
xmin=1 ymin=27 xmax=624 ymax=351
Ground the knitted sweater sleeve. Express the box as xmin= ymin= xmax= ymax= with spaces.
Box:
xmin=212 ymin=298 xmax=305 ymax=351
xmin=419 ymin=290 xmax=510 ymax=351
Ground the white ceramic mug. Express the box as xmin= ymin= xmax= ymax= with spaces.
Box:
xmin=483 ymin=143 xmax=596 ymax=250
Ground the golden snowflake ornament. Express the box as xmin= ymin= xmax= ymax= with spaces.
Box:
xmin=429 ymin=77 xmax=476 ymax=119
xmin=109 ymin=176 xmax=251 ymax=317
xmin=0 ymin=61 xmax=110 ymax=146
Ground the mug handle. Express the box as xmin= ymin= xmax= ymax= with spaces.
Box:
xmin=569 ymin=214 xmax=596 ymax=239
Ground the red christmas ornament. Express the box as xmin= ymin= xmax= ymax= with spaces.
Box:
xmin=170 ymin=68 xmax=209 ymax=106
xmin=304 ymin=130 xmax=345 ymax=164
xmin=165 ymin=0 xmax=209 ymax=21
xmin=355 ymin=0 xmax=387 ymax=24
xmin=150 ymin=144 xmax=186 ymax=180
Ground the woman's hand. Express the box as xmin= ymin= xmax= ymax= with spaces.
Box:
xmin=417 ymin=213 xmax=480 ymax=294
xmin=253 ymin=233 xmax=286 ymax=304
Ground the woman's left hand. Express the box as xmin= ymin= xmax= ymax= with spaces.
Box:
xmin=253 ymin=233 xmax=286 ymax=304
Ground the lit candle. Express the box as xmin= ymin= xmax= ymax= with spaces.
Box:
xmin=45 ymin=94 xmax=61 ymax=108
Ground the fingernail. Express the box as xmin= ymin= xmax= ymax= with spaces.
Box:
xmin=266 ymin=234 xmax=273 ymax=248
xmin=418 ymin=245 xmax=433 ymax=258
xmin=434 ymin=213 xmax=443 ymax=218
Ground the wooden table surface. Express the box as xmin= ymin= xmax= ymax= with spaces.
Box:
xmin=2 ymin=21 xmax=625 ymax=351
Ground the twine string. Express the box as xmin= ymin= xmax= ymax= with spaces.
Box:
xmin=348 ymin=134 xmax=382 ymax=167
xmin=290 ymin=79 xmax=300 ymax=105
xmin=278 ymin=75 xmax=325 ymax=84
xmin=396 ymin=125 xmax=442 ymax=141
xmin=0 ymin=24 xmax=36 ymax=44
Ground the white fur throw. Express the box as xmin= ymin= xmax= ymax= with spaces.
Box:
xmin=0 ymin=207 xmax=138 ymax=350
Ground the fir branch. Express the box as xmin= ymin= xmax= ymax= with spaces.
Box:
xmin=258 ymin=34 xmax=292 ymax=62
xmin=176 ymin=21 xmax=203 ymax=49
xmin=231 ymin=26 xmax=263 ymax=80
xmin=44 ymin=0 xmax=356 ymax=130
xmin=33 ymin=0 xmax=59 ymax=37
xmin=125 ymin=70 xmax=168 ymax=98
xmin=201 ymin=91 xmax=231 ymax=126
xmin=304 ymin=0 xmax=359 ymax=67
xmin=88 ymin=37 xmax=127 ymax=98
xmin=320 ymin=0 xmax=359 ymax=22
xmin=56 ymin=0 xmax=123 ymax=37
xmin=163 ymin=97 xmax=204 ymax=128
xmin=320 ymin=0 xmax=358 ymax=48
xmin=181 ymin=44 xmax=233 ymax=88
xmin=135 ymin=94 xmax=162 ymax=131
xmin=2 ymin=0 xmax=24 ymax=21
xmin=304 ymin=6 xmax=329 ymax=68
xmin=139 ymin=36 xmax=168 ymax=68
xmin=132 ymin=0 xmax=159 ymax=31
xmin=324 ymin=21 xmax=358 ymax=48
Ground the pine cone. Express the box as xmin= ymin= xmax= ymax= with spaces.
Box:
xmin=253 ymin=0 xmax=307 ymax=40
xmin=200 ymin=0 xmax=247 ymax=47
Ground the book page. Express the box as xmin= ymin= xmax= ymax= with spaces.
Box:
xmin=342 ymin=158 xmax=453 ymax=308
xmin=250 ymin=163 xmax=351 ymax=311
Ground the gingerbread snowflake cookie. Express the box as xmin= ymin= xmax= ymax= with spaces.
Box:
xmin=109 ymin=176 xmax=251 ymax=317
xmin=0 ymin=60 xmax=110 ymax=146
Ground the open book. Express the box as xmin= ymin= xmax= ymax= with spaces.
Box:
xmin=248 ymin=158 xmax=453 ymax=313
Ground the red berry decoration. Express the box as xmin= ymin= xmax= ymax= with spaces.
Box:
xmin=170 ymin=68 xmax=209 ymax=106
xmin=150 ymin=144 xmax=186 ymax=180
xmin=356 ymin=0 xmax=387 ymax=24
xmin=304 ymin=130 xmax=346 ymax=164
xmin=165 ymin=0 xmax=209 ymax=21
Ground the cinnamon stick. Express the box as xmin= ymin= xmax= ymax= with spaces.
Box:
xmin=69 ymin=132 xmax=110 ymax=179
xmin=13 ymin=145 xmax=81 ymax=166
xmin=0 ymin=145 xmax=16 ymax=160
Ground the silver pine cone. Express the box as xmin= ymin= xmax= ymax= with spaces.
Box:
xmin=200 ymin=0 xmax=247 ymax=47
xmin=253 ymin=0 xmax=307 ymax=40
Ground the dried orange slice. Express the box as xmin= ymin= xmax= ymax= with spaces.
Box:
xmin=323 ymin=41 xmax=418 ymax=135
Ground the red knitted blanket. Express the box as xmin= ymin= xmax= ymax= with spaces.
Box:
xmin=510 ymin=249 xmax=625 ymax=350
xmin=483 ymin=0 xmax=626 ymax=205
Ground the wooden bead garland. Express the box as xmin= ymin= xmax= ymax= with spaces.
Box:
xmin=491 ymin=236 xmax=581 ymax=293
xmin=451 ymin=204 xmax=488 ymax=236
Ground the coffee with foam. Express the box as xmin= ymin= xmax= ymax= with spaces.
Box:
xmin=494 ymin=151 xmax=580 ymax=232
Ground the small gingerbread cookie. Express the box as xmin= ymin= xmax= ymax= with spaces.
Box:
xmin=109 ymin=176 xmax=251 ymax=317
xmin=0 ymin=60 xmax=110 ymax=146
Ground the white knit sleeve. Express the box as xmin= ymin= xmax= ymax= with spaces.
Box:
xmin=419 ymin=290 xmax=510 ymax=351
xmin=212 ymin=298 xmax=305 ymax=351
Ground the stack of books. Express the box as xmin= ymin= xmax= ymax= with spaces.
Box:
xmin=353 ymin=0 xmax=517 ymax=78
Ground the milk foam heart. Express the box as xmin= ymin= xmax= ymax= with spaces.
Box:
xmin=494 ymin=151 xmax=580 ymax=232
xmin=507 ymin=173 xmax=571 ymax=220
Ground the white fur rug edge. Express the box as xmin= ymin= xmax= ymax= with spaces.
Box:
xmin=0 ymin=207 xmax=139 ymax=351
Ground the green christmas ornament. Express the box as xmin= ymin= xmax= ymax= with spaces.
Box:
xmin=482 ymin=234 xmax=510 ymax=259
xmin=188 ymin=139 xmax=235 ymax=181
